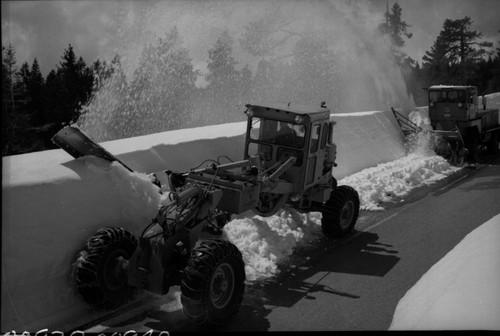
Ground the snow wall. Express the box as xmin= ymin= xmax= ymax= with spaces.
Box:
xmin=1 ymin=109 xmax=404 ymax=331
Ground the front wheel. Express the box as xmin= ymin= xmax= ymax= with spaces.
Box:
xmin=181 ymin=239 xmax=245 ymax=326
xmin=487 ymin=131 xmax=499 ymax=154
xmin=321 ymin=185 xmax=360 ymax=238
xmin=73 ymin=227 xmax=138 ymax=307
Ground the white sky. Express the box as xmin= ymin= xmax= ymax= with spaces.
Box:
xmin=2 ymin=0 xmax=499 ymax=77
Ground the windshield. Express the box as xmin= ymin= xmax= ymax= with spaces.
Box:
xmin=249 ymin=117 xmax=305 ymax=148
xmin=429 ymin=90 xmax=466 ymax=104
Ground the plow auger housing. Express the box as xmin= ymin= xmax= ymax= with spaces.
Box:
xmin=52 ymin=102 xmax=360 ymax=326
xmin=392 ymin=107 xmax=467 ymax=165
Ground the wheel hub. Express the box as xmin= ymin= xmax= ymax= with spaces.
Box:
xmin=340 ymin=201 xmax=354 ymax=230
xmin=103 ymin=249 xmax=128 ymax=290
xmin=209 ymin=262 xmax=235 ymax=309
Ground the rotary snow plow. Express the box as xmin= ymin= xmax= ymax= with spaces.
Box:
xmin=52 ymin=102 xmax=360 ymax=326
xmin=392 ymin=107 xmax=467 ymax=165
xmin=392 ymin=85 xmax=500 ymax=165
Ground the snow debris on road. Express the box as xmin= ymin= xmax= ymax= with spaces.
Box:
xmin=223 ymin=209 xmax=322 ymax=281
xmin=339 ymin=108 xmax=458 ymax=211
xmin=339 ymin=153 xmax=459 ymax=211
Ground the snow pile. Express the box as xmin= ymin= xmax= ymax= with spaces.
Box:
xmin=336 ymin=107 xmax=457 ymax=211
xmin=87 ymin=158 xmax=163 ymax=223
xmin=339 ymin=153 xmax=458 ymax=211
xmin=222 ymin=210 xmax=322 ymax=281
xmin=390 ymin=213 xmax=500 ymax=330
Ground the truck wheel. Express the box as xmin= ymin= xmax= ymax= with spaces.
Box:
xmin=181 ymin=239 xmax=245 ymax=326
xmin=321 ymin=185 xmax=360 ymax=238
xmin=464 ymin=129 xmax=479 ymax=163
xmin=487 ymin=131 xmax=499 ymax=154
xmin=451 ymin=147 xmax=465 ymax=166
xmin=73 ymin=227 xmax=138 ymax=307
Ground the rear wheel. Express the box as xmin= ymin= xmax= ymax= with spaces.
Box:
xmin=487 ymin=131 xmax=499 ymax=154
xmin=181 ymin=239 xmax=245 ymax=326
xmin=73 ymin=227 xmax=137 ymax=307
xmin=465 ymin=128 xmax=480 ymax=163
xmin=321 ymin=186 xmax=360 ymax=238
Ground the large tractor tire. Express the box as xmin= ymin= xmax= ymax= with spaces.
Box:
xmin=73 ymin=227 xmax=138 ymax=307
xmin=321 ymin=185 xmax=360 ymax=238
xmin=181 ymin=239 xmax=245 ymax=326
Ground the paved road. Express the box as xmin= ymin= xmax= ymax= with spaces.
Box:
xmin=85 ymin=155 xmax=500 ymax=332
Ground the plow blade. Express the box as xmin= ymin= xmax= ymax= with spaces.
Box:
xmin=430 ymin=129 xmax=467 ymax=165
xmin=52 ymin=126 xmax=134 ymax=172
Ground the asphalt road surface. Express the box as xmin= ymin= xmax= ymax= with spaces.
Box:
xmin=83 ymin=153 xmax=500 ymax=332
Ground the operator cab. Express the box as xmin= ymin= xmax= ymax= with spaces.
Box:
xmin=244 ymin=103 xmax=336 ymax=191
xmin=428 ymin=85 xmax=479 ymax=129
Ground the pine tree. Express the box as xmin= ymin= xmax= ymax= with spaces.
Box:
xmin=48 ymin=44 xmax=94 ymax=126
xmin=377 ymin=2 xmax=413 ymax=65
xmin=3 ymin=44 xmax=18 ymax=112
xmin=205 ymin=30 xmax=241 ymax=122
xmin=126 ymin=27 xmax=197 ymax=137
xmin=239 ymin=3 xmax=300 ymax=59
xmin=29 ymin=59 xmax=46 ymax=126
xmin=2 ymin=44 xmax=32 ymax=155
xmin=422 ymin=17 xmax=493 ymax=85
xmin=486 ymin=31 xmax=500 ymax=92
xmin=378 ymin=2 xmax=412 ymax=48
xmin=283 ymin=35 xmax=345 ymax=108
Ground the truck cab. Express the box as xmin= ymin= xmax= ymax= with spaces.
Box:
xmin=243 ymin=103 xmax=337 ymax=201
xmin=428 ymin=85 xmax=498 ymax=132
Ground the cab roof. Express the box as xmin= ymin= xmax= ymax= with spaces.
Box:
xmin=246 ymin=102 xmax=330 ymax=115
xmin=428 ymin=85 xmax=477 ymax=90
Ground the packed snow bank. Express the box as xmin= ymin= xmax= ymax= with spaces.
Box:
xmin=390 ymin=213 xmax=500 ymax=330
xmin=331 ymin=110 xmax=405 ymax=179
xmin=1 ymin=109 xmax=403 ymax=331
xmin=1 ymin=157 xmax=163 ymax=332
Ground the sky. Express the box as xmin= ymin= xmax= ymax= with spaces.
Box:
xmin=2 ymin=0 xmax=499 ymax=77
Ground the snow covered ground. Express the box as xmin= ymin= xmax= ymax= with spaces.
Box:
xmin=2 ymin=98 xmax=499 ymax=331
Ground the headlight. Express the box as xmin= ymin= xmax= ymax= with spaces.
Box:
xmin=295 ymin=115 xmax=304 ymax=124
xmin=245 ymin=109 xmax=253 ymax=118
xmin=458 ymin=102 xmax=463 ymax=108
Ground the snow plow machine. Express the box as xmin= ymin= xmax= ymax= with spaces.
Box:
xmin=52 ymin=102 xmax=360 ymax=326
xmin=392 ymin=85 xmax=500 ymax=165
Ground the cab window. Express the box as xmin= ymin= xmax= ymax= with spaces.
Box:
xmin=310 ymin=124 xmax=320 ymax=153
xmin=249 ymin=117 xmax=305 ymax=148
